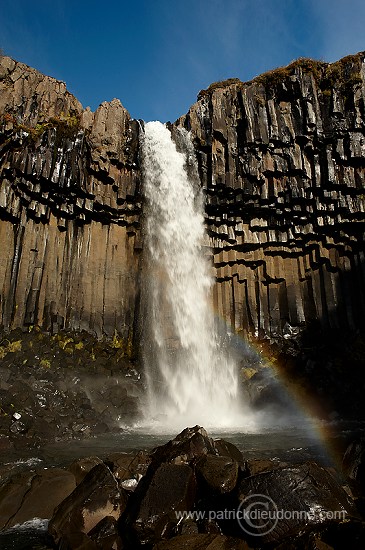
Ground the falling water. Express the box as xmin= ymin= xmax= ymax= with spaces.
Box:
xmin=140 ymin=121 xmax=246 ymax=431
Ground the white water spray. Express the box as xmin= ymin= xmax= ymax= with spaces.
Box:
xmin=140 ymin=121 xmax=247 ymax=432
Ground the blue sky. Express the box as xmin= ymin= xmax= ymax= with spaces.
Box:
xmin=1 ymin=0 xmax=365 ymax=122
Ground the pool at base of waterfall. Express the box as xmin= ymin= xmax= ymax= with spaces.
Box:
xmin=0 ymin=420 xmax=362 ymax=550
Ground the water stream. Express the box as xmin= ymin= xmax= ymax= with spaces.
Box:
xmin=139 ymin=121 xmax=247 ymax=431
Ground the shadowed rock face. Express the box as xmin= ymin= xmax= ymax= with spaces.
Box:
xmin=25 ymin=426 xmax=359 ymax=549
xmin=1 ymin=52 xmax=365 ymax=347
xmin=237 ymin=461 xmax=356 ymax=545
xmin=0 ymin=468 xmax=76 ymax=530
xmin=48 ymin=463 xmax=128 ymax=544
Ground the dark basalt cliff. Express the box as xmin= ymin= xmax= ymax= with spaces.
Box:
xmin=178 ymin=54 xmax=365 ymax=341
xmin=1 ymin=52 xmax=365 ymax=349
xmin=0 ymin=56 xmax=141 ymax=339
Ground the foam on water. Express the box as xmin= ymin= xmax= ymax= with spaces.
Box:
xmin=3 ymin=518 xmax=49 ymax=532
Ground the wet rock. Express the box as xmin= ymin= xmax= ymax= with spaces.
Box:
xmin=343 ymin=437 xmax=365 ymax=495
xmin=69 ymin=456 xmax=104 ymax=485
xmin=0 ymin=468 xmax=76 ymax=529
xmin=48 ymin=463 xmax=127 ymax=545
xmin=150 ymin=426 xmax=217 ymax=466
xmin=0 ymin=434 xmax=12 ymax=451
xmin=152 ymin=533 xmax=250 ymax=549
xmin=0 ymin=471 xmax=35 ymax=530
xmin=196 ymin=454 xmax=239 ymax=494
xmin=120 ymin=478 xmax=139 ymax=492
xmin=106 ymin=450 xmax=151 ymax=483
xmin=178 ymin=518 xmax=199 ymax=536
xmin=213 ymin=439 xmax=244 ymax=465
xmin=59 ymin=532 xmax=98 ymax=549
xmin=274 ymin=519 xmax=365 ymax=550
xmin=0 ymin=336 xmax=142 ymax=446
xmin=9 ymin=419 xmax=28 ymax=434
xmin=0 ymin=528 xmax=56 ymax=550
xmin=243 ymin=458 xmax=283 ymax=476
xmin=127 ymin=463 xmax=197 ymax=546
xmin=88 ymin=516 xmax=123 ymax=549
xmin=199 ymin=519 xmax=223 ymax=535
xmin=237 ymin=461 xmax=357 ymax=545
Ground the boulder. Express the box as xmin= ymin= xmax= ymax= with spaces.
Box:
xmin=88 ymin=515 xmax=123 ymax=549
xmin=58 ymin=532 xmax=98 ymax=549
xmin=213 ymin=439 xmax=244 ymax=465
xmin=149 ymin=426 xmax=217 ymax=466
xmin=243 ymin=458 xmax=284 ymax=477
xmin=178 ymin=518 xmax=200 ymax=536
xmin=0 ymin=471 xmax=36 ymax=529
xmin=274 ymin=519 xmax=365 ymax=549
xmin=0 ymin=468 xmax=76 ymax=529
xmin=69 ymin=456 xmax=104 ymax=485
xmin=126 ymin=463 xmax=197 ymax=546
xmin=237 ymin=462 xmax=356 ymax=545
xmin=49 ymin=463 xmax=127 ymax=545
xmin=105 ymin=450 xmax=151 ymax=483
xmin=343 ymin=437 xmax=365 ymax=495
xmin=120 ymin=428 xmax=245 ymax=546
xmin=196 ymin=454 xmax=239 ymax=494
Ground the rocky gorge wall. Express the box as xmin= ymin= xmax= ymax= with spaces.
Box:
xmin=0 ymin=56 xmax=141 ymax=340
xmin=178 ymin=52 xmax=365 ymax=341
xmin=1 ymin=52 xmax=365 ymax=345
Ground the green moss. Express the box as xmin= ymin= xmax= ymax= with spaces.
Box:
xmin=58 ymin=336 xmax=74 ymax=350
xmin=110 ymin=330 xmax=134 ymax=359
xmin=49 ymin=114 xmax=81 ymax=140
xmin=111 ymin=331 xmax=124 ymax=349
xmin=0 ymin=339 xmax=22 ymax=359
xmin=1 ymin=111 xmax=81 ymax=144
xmin=7 ymin=340 xmax=22 ymax=353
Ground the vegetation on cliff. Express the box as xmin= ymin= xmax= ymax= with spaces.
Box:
xmin=198 ymin=51 xmax=364 ymax=100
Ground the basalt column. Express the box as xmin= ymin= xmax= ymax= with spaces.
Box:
xmin=177 ymin=52 xmax=365 ymax=340
xmin=2 ymin=52 xmax=365 ymax=346
xmin=0 ymin=56 xmax=141 ymax=339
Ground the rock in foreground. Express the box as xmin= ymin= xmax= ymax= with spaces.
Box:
xmin=38 ymin=427 xmax=365 ymax=548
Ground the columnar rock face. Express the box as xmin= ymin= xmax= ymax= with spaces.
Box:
xmin=177 ymin=52 xmax=365 ymax=339
xmin=1 ymin=53 xmax=365 ymax=342
xmin=0 ymin=56 xmax=141 ymax=338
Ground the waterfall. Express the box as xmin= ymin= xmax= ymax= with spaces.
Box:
xmin=140 ymin=121 xmax=245 ymax=431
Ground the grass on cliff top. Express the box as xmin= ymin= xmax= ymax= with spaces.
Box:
xmin=198 ymin=78 xmax=243 ymax=99
xmin=197 ymin=51 xmax=364 ymax=100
